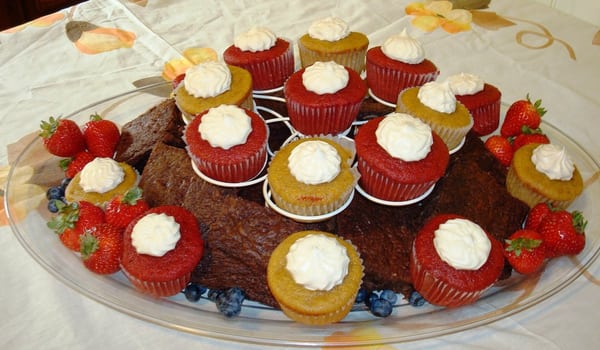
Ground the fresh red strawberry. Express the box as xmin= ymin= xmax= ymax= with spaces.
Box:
xmin=47 ymin=201 xmax=105 ymax=251
xmin=82 ymin=114 xmax=120 ymax=158
xmin=39 ymin=116 xmax=86 ymax=157
xmin=60 ymin=151 xmax=96 ymax=179
xmin=105 ymin=187 xmax=150 ymax=230
xmin=500 ymin=95 xmax=546 ymax=138
xmin=511 ymin=126 xmax=550 ymax=151
xmin=524 ymin=202 xmax=553 ymax=231
xmin=484 ymin=135 xmax=513 ymax=166
xmin=172 ymin=73 xmax=185 ymax=89
xmin=80 ymin=223 xmax=123 ymax=274
xmin=504 ymin=229 xmax=546 ymax=275
xmin=539 ymin=210 xmax=587 ymax=258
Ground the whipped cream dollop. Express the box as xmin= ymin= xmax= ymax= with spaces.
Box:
xmin=433 ymin=218 xmax=491 ymax=270
xmin=446 ymin=72 xmax=484 ymax=96
xmin=288 ymin=140 xmax=341 ymax=185
xmin=184 ymin=61 xmax=231 ymax=98
xmin=417 ymin=81 xmax=457 ymax=113
xmin=376 ymin=113 xmax=433 ymax=162
xmin=131 ymin=213 xmax=181 ymax=257
xmin=531 ymin=143 xmax=575 ymax=181
xmin=381 ymin=29 xmax=425 ymax=64
xmin=234 ymin=27 xmax=277 ymax=52
xmin=198 ymin=105 xmax=252 ymax=150
xmin=285 ymin=233 xmax=350 ymax=291
xmin=302 ymin=61 xmax=349 ymax=94
xmin=307 ymin=16 xmax=350 ymax=42
xmin=79 ymin=157 xmax=124 ymax=193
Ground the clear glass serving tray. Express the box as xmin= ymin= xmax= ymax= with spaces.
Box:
xmin=5 ymin=82 xmax=600 ymax=347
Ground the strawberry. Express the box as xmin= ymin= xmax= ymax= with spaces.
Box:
xmin=60 ymin=151 xmax=96 ymax=179
xmin=47 ymin=201 xmax=105 ymax=251
xmin=172 ymin=73 xmax=185 ymax=89
xmin=524 ymin=202 xmax=553 ymax=231
xmin=39 ymin=116 xmax=86 ymax=157
xmin=105 ymin=187 xmax=150 ymax=230
xmin=82 ymin=114 xmax=121 ymax=158
xmin=484 ymin=135 xmax=513 ymax=167
xmin=80 ymin=223 xmax=123 ymax=274
xmin=500 ymin=95 xmax=546 ymax=138
xmin=504 ymin=229 xmax=546 ymax=275
xmin=539 ymin=210 xmax=587 ymax=258
xmin=511 ymin=126 xmax=550 ymax=151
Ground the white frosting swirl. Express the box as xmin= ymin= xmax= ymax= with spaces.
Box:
xmin=433 ymin=218 xmax=491 ymax=270
xmin=381 ymin=29 xmax=425 ymax=64
xmin=417 ymin=81 xmax=457 ymax=113
xmin=531 ymin=143 xmax=575 ymax=181
xmin=375 ymin=113 xmax=433 ymax=162
xmin=446 ymin=73 xmax=484 ymax=96
xmin=79 ymin=157 xmax=124 ymax=193
xmin=307 ymin=16 xmax=350 ymax=42
xmin=302 ymin=61 xmax=349 ymax=94
xmin=183 ymin=61 xmax=231 ymax=98
xmin=285 ymin=233 xmax=350 ymax=291
xmin=198 ymin=105 xmax=252 ymax=150
xmin=288 ymin=140 xmax=341 ymax=185
xmin=234 ymin=27 xmax=277 ymax=52
xmin=131 ymin=213 xmax=181 ymax=257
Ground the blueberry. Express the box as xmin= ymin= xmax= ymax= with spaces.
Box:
xmin=207 ymin=289 xmax=222 ymax=302
xmin=183 ymin=284 xmax=206 ymax=302
xmin=223 ymin=287 xmax=245 ymax=304
xmin=379 ymin=289 xmax=398 ymax=305
xmin=47 ymin=199 xmax=64 ymax=213
xmin=355 ymin=288 xmax=368 ymax=304
xmin=408 ymin=291 xmax=426 ymax=307
xmin=365 ymin=291 xmax=379 ymax=307
xmin=60 ymin=177 xmax=72 ymax=189
xmin=215 ymin=291 xmax=242 ymax=318
xmin=369 ymin=298 xmax=393 ymax=317
xmin=46 ymin=186 xmax=64 ymax=200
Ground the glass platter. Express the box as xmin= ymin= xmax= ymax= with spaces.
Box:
xmin=5 ymin=82 xmax=600 ymax=347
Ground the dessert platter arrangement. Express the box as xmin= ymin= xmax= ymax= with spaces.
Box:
xmin=6 ymin=16 xmax=600 ymax=346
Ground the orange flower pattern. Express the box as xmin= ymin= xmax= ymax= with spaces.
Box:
xmin=406 ymin=1 xmax=472 ymax=33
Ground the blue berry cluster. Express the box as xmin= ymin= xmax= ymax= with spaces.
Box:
xmin=408 ymin=290 xmax=426 ymax=307
xmin=46 ymin=178 xmax=71 ymax=213
xmin=356 ymin=288 xmax=397 ymax=318
xmin=183 ymin=284 xmax=245 ymax=318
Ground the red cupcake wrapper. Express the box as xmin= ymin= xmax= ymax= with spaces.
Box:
xmin=189 ymin=146 xmax=267 ymax=183
xmin=410 ymin=245 xmax=488 ymax=307
xmin=467 ymin=100 xmax=501 ymax=136
xmin=366 ymin=65 xmax=439 ymax=104
xmin=357 ymin=158 xmax=437 ymax=201
xmin=286 ymin=99 xmax=362 ymax=136
xmin=122 ymin=267 xmax=191 ymax=298
xmin=243 ymin=45 xmax=295 ymax=91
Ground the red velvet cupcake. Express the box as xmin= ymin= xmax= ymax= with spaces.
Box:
xmin=223 ymin=27 xmax=294 ymax=91
xmin=121 ymin=205 xmax=204 ymax=297
xmin=284 ymin=61 xmax=367 ymax=136
xmin=354 ymin=113 xmax=449 ymax=202
xmin=366 ymin=29 xmax=439 ymax=105
xmin=410 ymin=214 xmax=505 ymax=307
xmin=447 ymin=73 xmax=502 ymax=136
xmin=184 ymin=104 xmax=268 ymax=183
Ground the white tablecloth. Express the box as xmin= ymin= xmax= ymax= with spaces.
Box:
xmin=1 ymin=0 xmax=599 ymax=348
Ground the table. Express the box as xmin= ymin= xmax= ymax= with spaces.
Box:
xmin=1 ymin=0 xmax=599 ymax=348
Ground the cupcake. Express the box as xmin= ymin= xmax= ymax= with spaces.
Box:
xmin=396 ymin=80 xmax=473 ymax=151
xmin=410 ymin=214 xmax=505 ymax=307
xmin=284 ymin=61 xmax=367 ymax=136
xmin=174 ymin=61 xmax=253 ymax=123
xmin=223 ymin=27 xmax=294 ymax=91
xmin=121 ymin=205 xmax=204 ymax=297
xmin=64 ymin=157 xmax=139 ymax=207
xmin=355 ymin=113 xmax=449 ymax=202
xmin=297 ymin=16 xmax=369 ymax=74
xmin=267 ymin=136 xmax=359 ymax=216
xmin=267 ymin=230 xmax=364 ymax=325
xmin=366 ymin=29 xmax=439 ymax=105
xmin=506 ymin=143 xmax=583 ymax=209
xmin=184 ymin=104 xmax=268 ymax=183
xmin=446 ymin=73 xmax=501 ymax=136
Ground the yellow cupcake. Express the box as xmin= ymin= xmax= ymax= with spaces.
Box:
xmin=396 ymin=82 xmax=473 ymax=151
xmin=298 ymin=17 xmax=369 ymax=74
xmin=174 ymin=63 xmax=253 ymax=123
xmin=267 ymin=230 xmax=364 ymax=325
xmin=65 ymin=158 xmax=139 ymax=207
xmin=506 ymin=143 xmax=583 ymax=209
xmin=267 ymin=137 xmax=359 ymax=216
